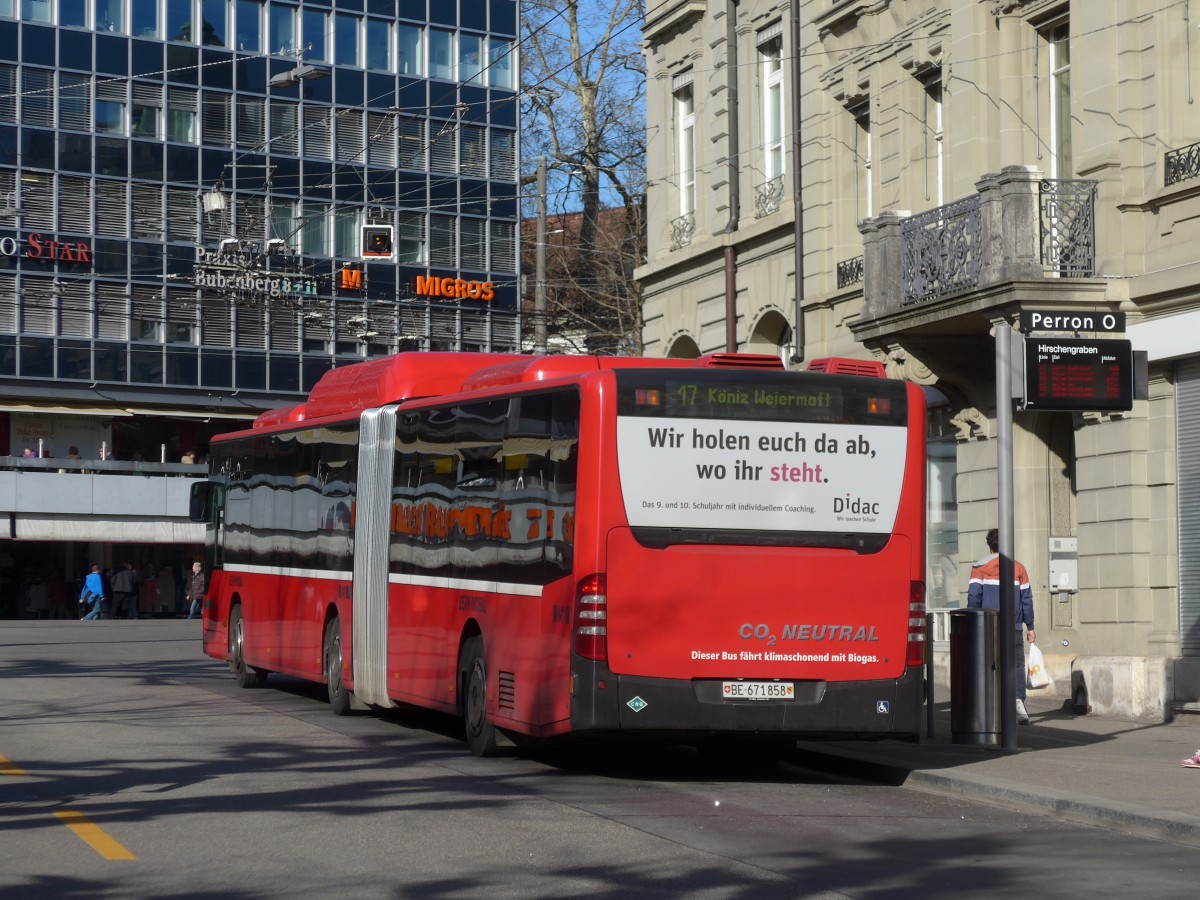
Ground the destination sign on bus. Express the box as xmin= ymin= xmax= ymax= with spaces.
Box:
xmin=622 ymin=376 xmax=907 ymax=425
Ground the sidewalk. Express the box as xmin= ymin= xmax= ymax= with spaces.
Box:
xmin=794 ymin=692 xmax=1200 ymax=847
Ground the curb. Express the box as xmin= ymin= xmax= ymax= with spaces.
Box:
xmin=793 ymin=744 xmax=1200 ymax=849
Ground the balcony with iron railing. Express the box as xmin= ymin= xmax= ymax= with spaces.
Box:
xmin=837 ymin=255 xmax=864 ymax=289
xmin=857 ymin=166 xmax=1098 ymax=324
xmin=1165 ymin=141 xmax=1200 ymax=187
xmin=669 ymin=211 xmax=696 ymax=251
xmin=754 ymin=175 xmax=784 ymax=218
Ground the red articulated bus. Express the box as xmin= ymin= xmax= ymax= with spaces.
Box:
xmin=189 ymin=350 xmax=927 ymax=755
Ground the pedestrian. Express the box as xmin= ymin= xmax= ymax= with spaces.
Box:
xmin=80 ymin=565 xmax=107 ymax=620
xmin=968 ymin=528 xmax=1037 ymax=724
xmin=185 ymin=561 xmax=205 ymax=620
xmin=111 ymin=562 xmax=139 ymax=620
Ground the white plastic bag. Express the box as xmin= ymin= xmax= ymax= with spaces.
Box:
xmin=1027 ymin=642 xmax=1052 ymax=689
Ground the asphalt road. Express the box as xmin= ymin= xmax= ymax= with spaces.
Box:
xmin=2 ymin=619 xmax=1199 ymax=899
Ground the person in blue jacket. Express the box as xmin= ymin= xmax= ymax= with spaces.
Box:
xmin=79 ymin=565 xmax=108 ymax=620
xmin=968 ymin=529 xmax=1037 ymax=723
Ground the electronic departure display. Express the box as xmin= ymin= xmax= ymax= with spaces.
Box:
xmin=1022 ymin=337 xmax=1134 ymax=412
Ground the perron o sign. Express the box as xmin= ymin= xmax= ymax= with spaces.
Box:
xmin=1020 ymin=309 xmax=1126 ymax=334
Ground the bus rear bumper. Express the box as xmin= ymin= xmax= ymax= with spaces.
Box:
xmin=570 ymin=662 xmax=923 ymax=739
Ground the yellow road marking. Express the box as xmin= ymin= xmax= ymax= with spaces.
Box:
xmin=0 ymin=754 xmax=27 ymax=776
xmin=54 ymin=811 xmax=137 ymax=861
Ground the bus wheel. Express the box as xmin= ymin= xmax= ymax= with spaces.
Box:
xmin=461 ymin=636 xmax=498 ymax=757
xmin=324 ymin=617 xmax=352 ymax=716
xmin=229 ymin=605 xmax=266 ymax=689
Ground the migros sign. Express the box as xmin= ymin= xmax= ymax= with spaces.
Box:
xmin=415 ymin=275 xmax=495 ymax=301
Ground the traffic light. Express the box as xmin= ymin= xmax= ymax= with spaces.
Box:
xmin=361 ymin=224 xmax=393 ymax=259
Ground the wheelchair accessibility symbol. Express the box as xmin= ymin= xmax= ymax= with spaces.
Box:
xmin=875 ymin=700 xmax=890 ymax=714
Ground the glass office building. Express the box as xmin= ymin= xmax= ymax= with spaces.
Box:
xmin=0 ymin=0 xmax=520 ymax=614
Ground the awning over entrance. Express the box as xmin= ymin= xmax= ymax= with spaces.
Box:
xmin=123 ymin=407 xmax=258 ymax=421
xmin=0 ymin=405 xmax=133 ymax=416
xmin=11 ymin=514 xmax=204 ymax=543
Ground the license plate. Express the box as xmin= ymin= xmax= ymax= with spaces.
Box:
xmin=722 ymin=681 xmax=795 ymax=701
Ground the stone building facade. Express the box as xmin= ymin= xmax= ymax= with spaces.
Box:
xmin=637 ymin=0 xmax=1200 ymax=719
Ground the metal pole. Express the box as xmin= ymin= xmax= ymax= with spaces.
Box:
xmin=789 ymin=0 xmax=805 ymax=364
xmin=926 ymin=612 xmax=935 ymax=739
xmin=994 ymin=319 xmax=1017 ymax=750
xmin=535 ymin=156 xmax=548 ymax=354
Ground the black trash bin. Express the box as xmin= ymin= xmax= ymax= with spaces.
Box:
xmin=949 ymin=608 xmax=1000 ymax=746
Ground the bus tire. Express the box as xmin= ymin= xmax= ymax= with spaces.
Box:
xmin=324 ymin=617 xmax=352 ymax=717
xmin=461 ymin=636 xmax=498 ymax=757
xmin=229 ymin=605 xmax=266 ymax=689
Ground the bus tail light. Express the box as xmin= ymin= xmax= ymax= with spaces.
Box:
xmin=574 ymin=574 xmax=608 ymax=662
xmin=906 ymin=582 xmax=926 ymax=668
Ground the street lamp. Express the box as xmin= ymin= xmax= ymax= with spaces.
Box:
xmin=270 ymin=63 xmax=330 ymax=88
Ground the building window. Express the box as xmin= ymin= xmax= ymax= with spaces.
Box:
xmin=488 ymin=38 xmax=513 ymax=89
xmin=22 ymin=68 xmax=52 ymax=127
xmin=759 ymin=31 xmax=784 ymax=183
xmin=397 ymin=24 xmax=422 ymax=75
xmin=236 ymin=0 xmax=262 ymax=53
xmin=59 ymin=0 xmax=86 ymax=27
xmin=1045 ymin=19 xmax=1071 ymax=178
xmin=268 ymin=100 xmax=299 ymax=155
xmin=460 ymin=125 xmax=486 ymax=178
xmin=429 ymin=28 xmax=453 ymax=80
xmin=96 ymin=99 xmax=126 ymax=135
xmin=303 ymin=9 xmax=327 ymax=62
xmin=335 ymin=209 xmax=359 ymax=258
xmin=429 ymin=215 xmax=456 ymax=266
xmin=461 ymin=218 xmax=485 ymax=270
xmin=167 ymin=2 xmax=191 ymax=41
xmin=366 ymin=18 xmax=390 ymax=71
xmin=202 ymin=91 xmax=230 ymax=145
xmin=59 ymin=73 xmax=92 ymax=131
xmin=303 ymin=106 xmax=331 ymax=158
xmin=236 ymin=96 xmax=265 ymax=149
xmin=21 ymin=0 xmax=50 ymax=23
xmin=923 ymin=73 xmax=944 ymax=206
xmin=132 ymin=83 xmax=162 ymax=139
xmin=490 ymin=220 xmax=514 ymax=272
xmin=851 ymin=100 xmax=872 ymax=223
xmin=335 ymin=108 xmax=363 ymax=163
xmin=201 ymin=0 xmax=226 ymax=46
xmin=95 ymin=0 xmax=122 ymax=32
xmin=167 ymin=88 xmax=197 ymax=143
xmin=459 ymin=33 xmax=483 ymax=85
xmin=268 ymin=3 xmax=294 ymax=55
xmin=335 ymin=13 xmax=358 ymax=66
xmin=674 ymin=76 xmax=695 ymax=216
xmin=490 ymin=129 xmax=515 ymax=180
xmin=130 ymin=0 xmax=158 ymax=37
xmin=367 ymin=110 xmax=396 ymax=166
xmin=397 ymin=211 xmax=425 ymax=264
xmin=269 ymin=199 xmax=294 ymax=246
xmin=300 ymin=202 xmax=328 ymax=256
